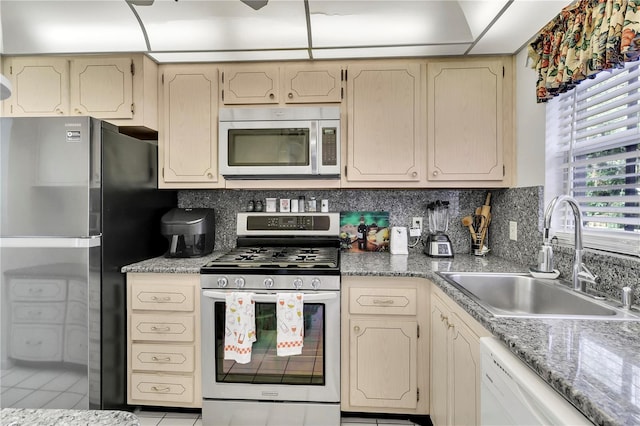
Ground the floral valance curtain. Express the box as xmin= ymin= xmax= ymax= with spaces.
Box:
xmin=528 ymin=0 xmax=640 ymax=103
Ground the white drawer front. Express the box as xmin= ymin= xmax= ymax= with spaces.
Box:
xmin=131 ymin=343 xmax=195 ymax=373
xmin=349 ymin=287 xmax=417 ymax=315
xmin=130 ymin=373 xmax=194 ymax=404
xmin=11 ymin=302 xmax=66 ymax=323
xmin=66 ymin=300 xmax=88 ymax=325
xmin=9 ymin=279 xmax=67 ymax=302
xmin=131 ymin=282 xmax=194 ymax=312
xmin=64 ymin=324 xmax=88 ymax=364
xmin=10 ymin=324 xmax=64 ymax=361
xmin=131 ymin=314 xmax=194 ymax=342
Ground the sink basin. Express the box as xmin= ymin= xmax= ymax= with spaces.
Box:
xmin=437 ymin=272 xmax=639 ymax=320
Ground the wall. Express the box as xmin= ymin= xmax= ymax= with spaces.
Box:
xmin=515 ymin=47 xmax=546 ymax=188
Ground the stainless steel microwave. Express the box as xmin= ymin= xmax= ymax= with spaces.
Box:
xmin=219 ymin=107 xmax=340 ymax=179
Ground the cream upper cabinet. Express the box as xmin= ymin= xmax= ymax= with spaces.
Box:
xmin=3 ymin=55 xmax=158 ymax=129
xmin=283 ymin=65 xmax=342 ymax=103
xmin=341 ymin=276 xmax=429 ymax=415
xmin=221 ymin=63 xmax=343 ymax=105
xmin=344 ymin=62 xmax=424 ymax=187
xmin=221 ymin=65 xmax=279 ymax=104
xmin=4 ymin=57 xmax=70 ymax=116
xmin=427 ymin=58 xmax=513 ymax=187
xmin=159 ymin=64 xmax=223 ymax=189
xmin=430 ymin=285 xmax=490 ymax=426
xmin=70 ymin=57 xmax=133 ymax=119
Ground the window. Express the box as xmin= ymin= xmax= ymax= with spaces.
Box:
xmin=545 ymin=62 xmax=640 ymax=257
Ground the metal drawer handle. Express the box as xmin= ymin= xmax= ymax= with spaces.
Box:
xmin=151 ymin=385 xmax=171 ymax=393
xmin=151 ymin=296 xmax=172 ymax=302
xmin=373 ymin=299 xmax=395 ymax=305
xmin=150 ymin=326 xmax=171 ymax=332
xmin=28 ymin=288 xmax=44 ymax=294
xmin=152 ymin=356 xmax=171 ymax=362
xmin=26 ymin=340 xmax=43 ymax=345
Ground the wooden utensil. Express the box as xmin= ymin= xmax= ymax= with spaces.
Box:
xmin=461 ymin=215 xmax=476 ymax=242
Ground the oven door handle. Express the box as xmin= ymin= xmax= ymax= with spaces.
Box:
xmin=202 ymin=290 xmax=337 ymax=303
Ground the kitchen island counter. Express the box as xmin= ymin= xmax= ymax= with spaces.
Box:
xmin=0 ymin=408 xmax=139 ymax=426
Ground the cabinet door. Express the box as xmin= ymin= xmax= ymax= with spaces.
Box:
xmin=345 ymin=63 xmax=422 ymax=183
xmin=450 ymin=311 xmax=482 ymax=426
xmin=430 ymin=294 xmax=450 ymax=426
xmin=427 ymin=60 xmax=504 ymax=182
xmin=160 ymin=65 xmax=223 ymax=188
xmin=70 ymin=57 xmax=133 ymax=119
xmin=283 ymin=65 xmax=342 ymax=103
xmin=5 ymin=57 xmax=69 ymax=116
xmin=221 ymin=66 xmax=279 ymax=104
xmin=349 ymin=318 xmax=418 ymax=409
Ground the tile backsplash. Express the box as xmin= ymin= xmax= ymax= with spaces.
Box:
xmin=179 ymin=186 xmax=638 ymax=302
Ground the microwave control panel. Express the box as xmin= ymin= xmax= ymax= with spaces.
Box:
xmin=321 ymin=128 xmax=338 ymax=166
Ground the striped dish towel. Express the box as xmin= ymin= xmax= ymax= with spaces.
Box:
xmin=276 ymin=292 xmax=304 ymax=356
xmin=224 ymin=292 xmax=256 ymax=364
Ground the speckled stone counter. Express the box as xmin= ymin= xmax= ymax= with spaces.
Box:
xmin=341 ymin=252 xmax=640 ymax=426
xmin=121 ymin=252 xmax=224 ymax=274
xmin=0 ymin=408 xmax=139 ymax=425
xmin=122 ymin=251 xmax=640 ymax=426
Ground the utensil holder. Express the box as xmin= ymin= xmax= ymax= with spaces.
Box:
xmin=472 ymin=231 xmax=489 ymax=256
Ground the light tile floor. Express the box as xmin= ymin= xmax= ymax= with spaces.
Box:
xmin=134 ymin=409 xmax=421 ymax=426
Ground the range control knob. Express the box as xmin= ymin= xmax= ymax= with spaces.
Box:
xmin=217 ymin=277 xmax=228 ymax=288
xmin=264 ymin=277 xmax=274 ymax=288
xmin=234 ymin=277 xmax=246 ymax=289
xmin=310 ymin=278 xmax=321 ymax=290
xmin=293 ymin=278 xmax=303 ymax=290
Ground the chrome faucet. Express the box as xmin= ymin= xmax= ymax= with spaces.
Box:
xmin=534 ymin=195 xmax=599 ymax=292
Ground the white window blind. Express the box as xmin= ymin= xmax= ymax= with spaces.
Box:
xmin=545 ymin=62 xmax=640 ymax=257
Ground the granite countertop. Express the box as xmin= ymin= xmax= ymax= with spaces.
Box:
xmin=121 ymin=251 xmax=640 ymax=426
xmin=0 ymin=408 xmax=139 ymax=426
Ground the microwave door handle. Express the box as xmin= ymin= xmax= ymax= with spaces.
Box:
xmin=202 ymin=290 xmax=337 ymax=302
xmin=310 ymin=121 xmax=318 ymax=175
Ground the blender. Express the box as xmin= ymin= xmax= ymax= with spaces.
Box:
xmin=424 ymin=200 xmax=453 ymax=257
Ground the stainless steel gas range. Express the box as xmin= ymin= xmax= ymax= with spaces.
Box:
xmin=200 ymin=213 xmax=341 ymax=426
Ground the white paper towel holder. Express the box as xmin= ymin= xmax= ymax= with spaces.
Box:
xmin=390 ymin=226 xmax=409 ymax=255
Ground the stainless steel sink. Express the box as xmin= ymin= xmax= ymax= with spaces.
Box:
xmin=437 ymin=272 xmax=640 ymax=320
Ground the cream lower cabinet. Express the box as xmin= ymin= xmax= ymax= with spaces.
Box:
xmin=158 ymin=64 xmax=223 ymax=189
xmin=341 ymin=276 xmax=429 ymax=414
xmin=430 ymin=284 xmax=490 ymax=426
xmin=127 ymin=273 xmax=201 ymax=408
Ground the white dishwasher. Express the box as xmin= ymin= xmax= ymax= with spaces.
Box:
xmin=480 ymin=337 xmax=592 ymax=425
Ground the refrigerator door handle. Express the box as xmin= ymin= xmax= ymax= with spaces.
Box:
xmin=0 ymin=236 xmax=102 ymax=248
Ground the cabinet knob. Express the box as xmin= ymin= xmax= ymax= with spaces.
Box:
xmin=269 ymin=93 xmax=275 ymax=99
xmin=411 ymin=171 xmax=418 ymax=178
xmin=288 ymin=92 xmax=293 ymax=99
xmin=354 ymin=325 xmax=361 ymax=333
xmin=207 ymin=172 xmax=213 ymax=179
xmin=433 ymin=170 xmax=439 ymax=177
xmin=56 ymin=108 xmax=64 ymax=115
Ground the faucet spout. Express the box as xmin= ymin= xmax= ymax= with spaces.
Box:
xmin=536 ymin=195 xmax=598 ymax=292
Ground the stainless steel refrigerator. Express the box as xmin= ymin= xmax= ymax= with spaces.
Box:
xmin=0 ymin=117 xmax=176 ymax=410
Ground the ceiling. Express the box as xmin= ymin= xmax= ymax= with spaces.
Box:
xmin=0 ymin=0 xmax=573 ymax=63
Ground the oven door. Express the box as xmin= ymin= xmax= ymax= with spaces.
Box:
xmin=201 ymin=290 xmax=340 ymax=403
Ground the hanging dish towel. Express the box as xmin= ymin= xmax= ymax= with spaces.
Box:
xmin=276 ymin=292 xmax=304 ymax=356
xmin=224 ymin=292 xmax=256 ymax=364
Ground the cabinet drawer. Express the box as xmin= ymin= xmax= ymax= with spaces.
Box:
xmin=130 ymin=373 xmax=194 ymax=404
xmin=349 ymin=287 xmax=417 ymax=315
xmin=130 ymin=314 xmax=194 ymax=342
xmin=131 ymin=343 xmax=195 ymax=373
xmin=9 ymin=279 xmax=67 ymax=302
xmin=11 ymin=302 xmax=66 ymax=323
xmin=131 ymin=282 xmax=194 ymax=312
xmin=10 ymin=324 xmax=64 ymax=361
